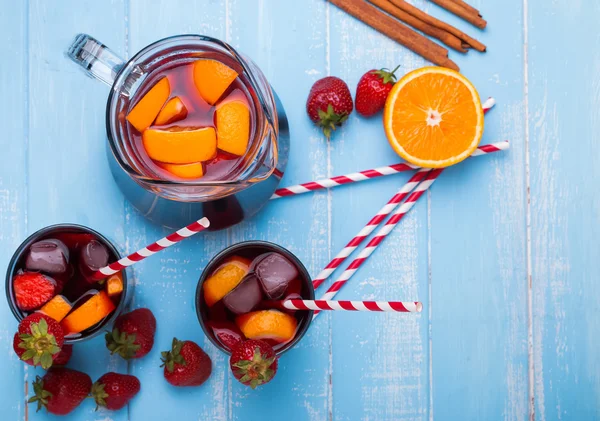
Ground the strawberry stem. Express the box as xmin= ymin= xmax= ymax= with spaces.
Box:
xmin=231 ymin=347 xmax=277 ymax=389
xmin=105 ymin=328 xmax=141 ymax=360
xmin=374 ymin=65 xmax=401 ymax=85
xmin=18 ymin=318 xmax=61 ymax=369
xmin=318 ymin=104 xmax=348 ymax=139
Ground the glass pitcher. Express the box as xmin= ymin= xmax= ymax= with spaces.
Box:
xmin=67 ymin=34 xmax=289 ymax=230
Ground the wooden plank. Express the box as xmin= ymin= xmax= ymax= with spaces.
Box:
xmin=227 ymin=1 xmax=331 ymax=420
xmin=125 ymin=2 xmax=230 ymax=420
xmin=428 ymin=0 xmax=529 ymax=419
xmin=0 ymin=1 xmax=28 ymax=419
xmin=528 ymin=1 xmax=600 ymax=419
xmin=26 ymin=0 xmax=127 ymax=419
xmin=327 ymin=1 xmax=430 ymax=420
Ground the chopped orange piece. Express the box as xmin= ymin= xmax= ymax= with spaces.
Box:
xmin=216 ymin=100 xmax=250 ymax=156
xmin=236 ymin=310 xmax=297 ymax=343
xmin=39 ymin=295 xmax=72 ymax=322
xmin=383 ymin=67 xmax=484 ymax=168
xmin=203 ymin=256 xmax=252 ymax=307
xmin=158 ymin=162 xmax=204 ymax=179
xmin=143 ymin=127 xmax=217 ymax=164
xmin=155 ymin=96 xmax=188 ymax=125
xmin=193 ymin=59 xmax=238 ymax=105
xmin=106 ymin=273 xmax=124 ymax=297
xmin=126 ymin=78 xmax=170 ymax=132
xmin=60 ymin=291 xmax=116 ymax=335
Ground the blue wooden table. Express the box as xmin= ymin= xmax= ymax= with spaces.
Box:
xmin=1 ymin=0 xmax=598 ymax=420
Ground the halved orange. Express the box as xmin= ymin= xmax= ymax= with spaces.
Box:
xmin=383 ymin=67 xmax=484 ymax=168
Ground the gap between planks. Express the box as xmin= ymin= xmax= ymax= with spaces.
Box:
xmin=522 ymin=0 xmax=535 ymax=419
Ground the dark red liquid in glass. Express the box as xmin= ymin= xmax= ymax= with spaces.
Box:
xmin=200 ymin=246 xmax=312 ymax=353
xmin=13 ymin=229 xmax=122 ymax=336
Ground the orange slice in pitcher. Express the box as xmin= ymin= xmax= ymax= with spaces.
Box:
xmin=235 ymin=310 xmax=297 ymax=343
xmin=143 ymin=127 xmax=217 ymax=164
xmin=193 ymin=59 xmax=238 ymax=105
xmin=126 ymin=77 xmax=170 ymax=132
xmin=216 ymin=100 xmax=250 ymax=156
xmin=383 ymin=67 xmax=484 ymax=168
xmin=155 ymin=96 xmax=188 ymax=125
xmin=158 ymin=162 xmax=205 ymax=179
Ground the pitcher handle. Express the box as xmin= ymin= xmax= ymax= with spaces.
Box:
xmin=66 ymin=34 xmax=125 ymax=87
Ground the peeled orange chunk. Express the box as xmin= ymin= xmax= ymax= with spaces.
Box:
xmin=126 ymin=78 xmax=170 ymax=132
xmin=383 ymin=67 xmax=484 ymax=168
xmin=236 ymin=310 xmax=297 ymax=343
xmin=106 ymin=273 xmax=124 ymax=297
xmin=216 ymin=100 xmax=250 ymax=156
xmin=40 ymin=295 xmax=72 ymax=322
xmin=155 ymin=96 xmax=188 ymax=125
xmin=193 ymin=59 xmax=238 ymax=105
xmin=143 ymin=127 xmax=217 ymax=164
xmin=203 ymin=256 xmax=252 ymax=307
xmin=158 ymin=162 xmax=204 ymax=179
xmin=60 ymin=290 xmax=116 ymax=335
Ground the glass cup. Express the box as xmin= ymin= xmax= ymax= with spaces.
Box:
xmin=5 ymin=224 xmax=130 ymax=344
xmin=66 ymin=34 xmax=289 ymax=229
xmin=195 ymin=241 xmax=314 ymax=356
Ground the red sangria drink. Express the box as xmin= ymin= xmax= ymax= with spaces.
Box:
xmin=125 ymin=55 xmax=255 ymax=182
xmin=5 ymin=225 xmax=128 ymax=343
xmin=196 ymin=241 xmax=314 ymax=355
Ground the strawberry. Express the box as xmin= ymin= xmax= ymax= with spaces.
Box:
xmin=13 ymin=271 xmax=57 ymax=311
xmin=13 ymin=313 xmax=64 ymax=369
xmin=306 ymin=76 xmax=353 ymax=138
xmin=230 ymin=339 xmax=278 ymax=389
xmin=207 ymin=321 xmax=244 ymax=350
xmin=355 ymin=66 xmax=400 ymax=117
xmin=28 ymin=368 xmax=92 ymax=415
xmin=53 ymin=344 xmax=73 ymax=366
xmin=92 ymin=372 xmax=141 ymax=411
xmin=105 ymin=308 xmax=156 ymax=360
xmin=161 ymin=338 xmax=212 ymax=387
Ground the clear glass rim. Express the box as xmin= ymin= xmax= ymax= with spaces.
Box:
xmin=106 ymin=34 xmax=276 ymax=187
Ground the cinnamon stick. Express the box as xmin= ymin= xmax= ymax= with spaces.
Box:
xmin=327 ymin=0 xmax=459 ymax=71
xmin=429 ymin=0 xmax=487 ymax=29
xmin=389 ymin=0 xmax=486 ymax=52
xmin=369 ymin=0 xmax=469 ymax=53
xmin=449 ymin=0 xmax=481 ymax=17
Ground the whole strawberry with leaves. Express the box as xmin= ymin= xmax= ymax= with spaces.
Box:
xmin=306 ymin=76 xmax=353 ymax=138
xmin=230 ymin=339 xmax=278 ymax=389
xmin=92 ymin=372 xmax=141 ymax=411
xmin=355 ymin=65 xmax=400 ymax=117
xmin=13 ymin=313 xmax=64 ymax=370
xmin=106 ymin=308 xmax=156 ymax=360
xmin=28 ymin=368 xmax=92 ymax=415
xmin=161 ymin=338 xmax=212 ymax=387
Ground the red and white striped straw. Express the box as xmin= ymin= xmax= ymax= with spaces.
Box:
xmin=312 ymin=168 xmax=430 ymax=290
xmin=91 ymin=217 xmax=211 ymax=280
xmin=313 ymin=169 xmax=442 ymax=317
xmin=271 ymin=97 xmax=496 ymax=200
xmin=282 ymin=299 xmax=422 ymax=313
xmin=311 ymin=140 xmax=508 ymax=291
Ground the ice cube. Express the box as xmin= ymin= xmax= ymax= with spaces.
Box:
xmin=222 ymin=274 xmax=263 ymax=315
xmin=25 ymin=239 xmax=70 ymax=274
xmin=254 ymin=253 xmax=299 ymax=299
xmin=78 ymin=240 xmax=109 ymax=280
